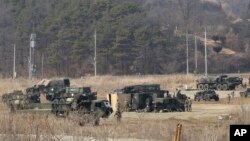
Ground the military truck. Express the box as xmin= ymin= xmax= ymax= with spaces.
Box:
xmin=107 ymin=84 xmax=177 ymax=112
xmin=52 ymin=87 xmax=113 ymax=126
xmin=152 ymin=98 xmax=185 ymax=112
xmin=240 ymin=88 xmax=250 ymax=97
xmin=4 ymin=90 xmax=28 ymax=111
xmin=196 ymin=75 xmax=243 ymax=90
xmin=26 ymin=86 xmax=41 ymax=103
xmin=42 ymin=78 xmax=70 ymax=101
xmin=194 ymin=90 xmax=219 ymax=101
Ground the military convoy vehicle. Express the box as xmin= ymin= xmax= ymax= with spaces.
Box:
xmin=42 ymin=78 xmax=70 ymax=101
xmin=196 ymin=75 xmax=243 ymax=90
xmin=107 ymin=84 xmax=187 ymax=112
xmin=2 ymin=90 xmax=28 ymax=111
xmin=51 ymin=87 xmax=113 ymax=125
xmin=194 ymin=90 xmax=219 ymax=101
xmin=152 ymin=91 xmax=187 ymax=112
xmin=240 ymin=88 xmax=250 ymax=97
xmin=153 ymin=98 xmax=185 ymax=112
xmin=26 ymin=86 xmax=41 ymax=103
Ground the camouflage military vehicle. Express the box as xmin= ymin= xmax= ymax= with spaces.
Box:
xmin=151 ymin=91 xmax=187 ymax=112
xmin=26 ymin=86 xmax=41 ymax=103
xmin=4 ymin=90 xmax=28 ymax=111
xmin=2 ymin=93 xmax=9 ymax=103
xmin=52 ymin=87 xmax=113 ymax=126
xmin=51 ymin=87 xmax=97 ymax=115
xmin=240 ymin=88 xmax=250 ymax=97
xmin=194 ymin=90 xmax=219 ymax=101
xmin=196 ymin=75 xmax=243 ymax=90
xmin=42 ymin=78 xmax=70 ymax=101
xmin=152 ymin=98 xmax=185 ymax=112
xmin=107 ymin=84 xmax=169 ymax=112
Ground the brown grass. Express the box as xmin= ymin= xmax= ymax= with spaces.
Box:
xmin=0 ymin=75 xmax=250 ymax=141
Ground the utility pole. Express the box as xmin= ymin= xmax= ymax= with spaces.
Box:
xmin=186 ymin=30 xmax=189 ymax=75
xmin=13 ymin=44 xmax=16 ymax=79
xmin=195 ymin=35 xmax=197 ymax=73
xmin=29 ymin=32 xmax=36 ymax=79
xmin=41 ymin=53 xmax=44 ymax=78
xmin=94 ymin=29 xmax=97 ymax=77
xmin=205 ymin=27 xmax=208 ymax=76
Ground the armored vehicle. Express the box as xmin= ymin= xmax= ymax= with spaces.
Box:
xmin=153 ymin=98 xmax=185 ymax=112
xmin=26 ymin=86 xmax=41 ymax=103
xmin=42 ymin=78 xmax=70 ymax=101
xmin=52 ymin=87 xmax=112 ymax=126
xmin=194 ymin=90 xmax=219 ymax=101
xmin=107 ymin=84 xmax=177 ymax=112
xmin=51 ymin=87 xmax=97 ymax=115
xmin=240 ymin=88 xmax=250 ymax=97
xmin=2 ymin=93 xmax=9 ymax=103
xmin=5 ymin=90 xmax=28 ymax=111
xmin=196 ymin=75 xmax=242 ymax=90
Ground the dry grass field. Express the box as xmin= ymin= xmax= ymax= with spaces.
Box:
xmin=0 ymin=74 xmax=250 ymax=141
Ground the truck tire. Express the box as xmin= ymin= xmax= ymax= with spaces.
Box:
xmin=204 ymin=84 xmax=209 ymax=90
xmin=222 ymin=84 xmax=228 ymax=90
xmin=198 ymin=84 xmax=204 ymax=90
xmin=52 ymin=99 xmax=59 ymax=114
xmin=216 ymin=84 xmax=222 ymax=90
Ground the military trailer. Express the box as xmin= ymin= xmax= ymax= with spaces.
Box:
xmin=240 ymin=88 xmax=250 ymax=97
xmin=196 ymin=75 xmax=243 ymax=90
xmin=107 ymin=84 xmax=174 ymax=112
xmin=194 ymin=90 xmax=219 ymax=101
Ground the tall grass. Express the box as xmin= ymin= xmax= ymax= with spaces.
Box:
xmin=0 ymin=75 xmax=249 ymax=141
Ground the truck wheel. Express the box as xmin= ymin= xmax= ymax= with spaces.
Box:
xmin=222 ymin=84 xmax=228 ymax=90
xmin=216 ymin=84 xmax=222 ymax=90
xmin=52 ymin=99 xmax=59 ymax=114
xmin=198 ymin=84 xmax=204 ymax=90
xmin=204 ymin=84 xmax=209 ymax=90
xmin=207 ymin=97 xmax=211 ymax=101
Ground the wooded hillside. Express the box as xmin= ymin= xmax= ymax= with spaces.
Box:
xmin=0 ymin=0 xmax=249 ymax=77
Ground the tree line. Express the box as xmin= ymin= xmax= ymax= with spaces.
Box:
xmin=0 ymin=0 xmax=249 ymax=78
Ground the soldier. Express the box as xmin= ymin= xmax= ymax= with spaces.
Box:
xmin=115 ymin=99 xmax=122 ymax=122
xmin=227 ymin=94 xmax=231 ymax=104
xmin=188 ymin=97 xmax=192 ymax=112
xmin=124 ymin=99 xmax=129 ymax=112
xmin=231 ymin=91 xmax=234 ymax=99
xmin=184 ymin=98 xmax=189 ymax=112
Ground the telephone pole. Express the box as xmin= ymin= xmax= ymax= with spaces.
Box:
xmin=94 ymin=29 xmax=97 ymax=77
xmin=29 ymin=32 xmax=36 ymax=79
xmin=205 ymin=27 xmax=208 ymax=76
xmin=195 ymin=35 xmax=197 ymax=73
xmin=41 ymin=53 xmax=44 ymax=78
xmin=186 ymin=30 xmax=189 ymax=75
xmin=13 ymin=44 xmax=16 ymax=79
